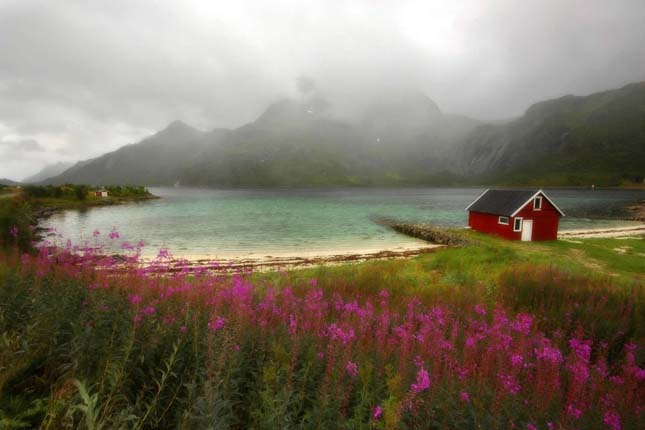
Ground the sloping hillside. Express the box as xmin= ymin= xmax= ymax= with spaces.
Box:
xmin=24 ymin=161 xmax=73 ymax=183
xmin=49 ymin=94 xmax=477 ymax=186
xmin=456 ymin=82 xmax=645 ymax=186
xmin=47 ymin=121 xmax=220 ymax=186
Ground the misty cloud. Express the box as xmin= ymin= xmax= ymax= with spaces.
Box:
xmin=1 ymin=0 xmax=644 ymax=180
xmin=0 ymin=138 xmax=45 ymax=152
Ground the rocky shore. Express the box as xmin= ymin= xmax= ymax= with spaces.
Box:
xmin=381 ymin=221 xmax=472 ymax=246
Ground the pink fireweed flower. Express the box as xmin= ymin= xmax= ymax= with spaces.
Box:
xmin=567 ymin=403 xmax=584 ymax=419
xmin=288 ymin=314 xmax=297 ymax=335
xmin=308 ymin=278 xmax=318 ymax=287
xmin=373 ymin=405 xmax=383 ymax=420
xmin=180 ymin=325 xmax=188 ymax=333
xmin=511 ymin=313 xmax=533 ymax=334
xmin=603 ymin=410 xmax=621 ymax=430
xmin=346 ymin=361 xmax=359 ymax=378
xmin=108 ymin=229 xmax=120 ymax=239
xmin=474 ymin=304 xmax=487 ymax=315
xmin=498 ymin=373 xmax=521 ymax=395
xmin=142 ymin=306 xmax=156 ymax=315
xmin=511 ymin=353 xmax=524 ymax=367
xmin=327 ymin=323 xmax=355 ymax=345
xmin=92 ymin=229 xmax=100 ymax=237
xmin=569 ymin=338 xmax=592 ymax=361
xmin=157 ymin=248 xmax=170 ymax=259
xmin=526 ymin=424 xmax=537 ymax=430
xmin=411 ymin=368 xmax=430 ymax=393
xmin=129 ymin=294 xmax=142 ymax=305
xmin=459 ymin=391 xmax=470 ymax=403
xmin=9 ymin=225 xmax=18 ymax=238
xmin=535 ymin=344 xmax=564 ymax=364
xmin=208 ymin=316 xmax=226 ymax=331
xmin=232 ymin=344 xmax=241 ymax=351
xmin=465 ymin=336 xmax=477 ymax=348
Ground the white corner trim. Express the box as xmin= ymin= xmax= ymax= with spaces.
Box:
xmin=464 ymin=189 xmax=490 ymax=211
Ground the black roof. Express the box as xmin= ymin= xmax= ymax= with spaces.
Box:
xmin=466 ymin=189 xmax=540 ymax=216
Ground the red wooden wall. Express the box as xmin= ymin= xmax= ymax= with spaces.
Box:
xmin=468 ymin=194 xmax=561 ymax=241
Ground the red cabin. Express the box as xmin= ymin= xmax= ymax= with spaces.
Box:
xmin=465 ymin=189 xmax=565 ymax=241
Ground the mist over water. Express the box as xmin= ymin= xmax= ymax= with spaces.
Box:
xmin=40 ymin=188 xmax=645 ymax=258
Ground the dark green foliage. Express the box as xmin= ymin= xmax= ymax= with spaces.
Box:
xmin=0 ymin=199 xmax=33 ymax=251
xmin=22 ymin=184 xmax=151 ymax=200
xmin=75 ymin=185 xmax=88 ymax=200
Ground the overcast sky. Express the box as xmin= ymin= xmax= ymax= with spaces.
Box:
xmin=1 ymin=0 xmax=644 ymax=180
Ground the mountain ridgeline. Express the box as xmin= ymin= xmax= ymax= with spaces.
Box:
xmin=45 ymin=82 xmax=645 ymax=187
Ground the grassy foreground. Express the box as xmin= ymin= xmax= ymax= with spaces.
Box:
xmin=0 ymin=231 xmax=643 ymax=429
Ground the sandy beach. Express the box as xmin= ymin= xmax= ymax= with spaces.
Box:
xmin=137 ymin=240 xmax=443 ymax=271
xmin=558 ymin=224 xmax=645 ymax=239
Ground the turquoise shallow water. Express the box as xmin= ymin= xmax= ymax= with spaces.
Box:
xmin=40 ymin=187 xmax=644 ymax=257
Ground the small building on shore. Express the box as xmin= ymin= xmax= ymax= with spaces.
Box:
xmin=95 ymin=189 xmax=109 ymax=198
xmin=465 ymin=189 xmax=564 ymax=241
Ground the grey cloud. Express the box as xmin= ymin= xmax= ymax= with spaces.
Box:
xmin=1 ymin=0 xmax=644 ymax=180
xmin=0 ymin=138 xmax=45 ymax=151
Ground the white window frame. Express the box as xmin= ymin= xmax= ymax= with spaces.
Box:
xmin=498 ymin=216 xmax=509 ymax=225
xmin=534 ymin=196 xmax=542 ymax=210
xmin=513 ymin=217 xmax=523 ymax=232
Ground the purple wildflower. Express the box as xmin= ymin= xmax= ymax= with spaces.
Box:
xmin=129 ymin=294 xmax=142 ymax=305
xmin=208 ymin=316 xmax=226 ymax=331
xmin=603 ymin=410 xmax=621 ymax=430
xmin=459 ymin=391 xmax=470 ymax=403
xmin=346 ymin=361 xmax=359 ymax=378
xmin=373 ymin=405 xmax=383 ymax=420
xmin=411 ymin=368 xmax=430 ymax=393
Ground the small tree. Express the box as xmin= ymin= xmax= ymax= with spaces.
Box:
xmin=75 ymin=185 xmax=88 ymax=200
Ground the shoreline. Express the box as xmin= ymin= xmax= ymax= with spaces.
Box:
xmin=139 ymin=223 xmax=644 ymax=271
xmin=138 ymin=241 xmax=443 ymax=271
xmin=557 ymin=224 xmax=645 ymax=239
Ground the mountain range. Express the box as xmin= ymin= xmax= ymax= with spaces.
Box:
xmin=38 ymin=82 xmax=645 ymax=187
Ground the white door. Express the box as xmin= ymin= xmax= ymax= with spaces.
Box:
xmin=521 ymin=220 xmax=533 ymax=241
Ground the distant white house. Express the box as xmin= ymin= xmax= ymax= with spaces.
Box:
xmin=95 ymin=189 xmax=109 ymax=198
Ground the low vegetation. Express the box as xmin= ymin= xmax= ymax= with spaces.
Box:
xmin=0 ymin=185 xmax=154 ymax=251
xmin=22 ymin=184 xmax=154 ymax=210
xmin=0 ymin=229 xmax=643 ymax=429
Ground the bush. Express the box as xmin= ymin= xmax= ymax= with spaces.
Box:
xmin=0 ymin=200 xmax=34 ymax=251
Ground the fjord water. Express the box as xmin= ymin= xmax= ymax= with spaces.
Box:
xmin=41 ymin=188 xmax=644 ymax=258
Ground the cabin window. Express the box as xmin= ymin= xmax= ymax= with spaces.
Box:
xmin=498 ymin=216 xmax=509 ymax=225
xmin=513 ymin=217 xmax=523 ymax=232
xmin=534 ymin=196 xmax=542 ymax=210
